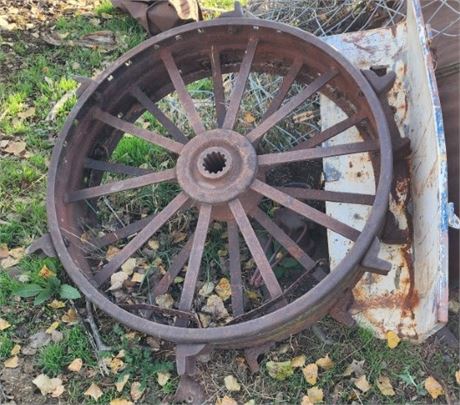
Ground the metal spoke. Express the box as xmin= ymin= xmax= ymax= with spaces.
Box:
xmin=279 ymin=187 xmax=375 ymax=205
xmin=227 ymin=220 xmax=244 ymax=316
xmin=84 ymin=158 xmax=152 ymax=177
xmin=222 ymin=36 xmax=259 ymax=130
xmin=152 ymin=235 xmax=194 ymax=297
xmin=293 ymin=113 xmax=365 ymax=149
xmin=93 ymin=192 xmax=189 ymax=286
xmin=177 ymin=204 xmax=212 ymax=316
xmin=131 ymin=85 xmax=189 ymax=144
xmin=262 ymin=58 xmax=303 ymax=119
xmin=251 ymin=179 xmax=360 ymax=241
xmin=250 ymin=208 xmax=316 ymax=270
xmin=94 ymin=108 xmax=184 ymax=154
xmin=161 ymin=51 xmax=206 ymax=135
xmin=247 ymin=69 xmax=338 ymax=143
xmin=258 ymin=140 xmax=378 ymax=167
xmin=66 ymin=169 xmax=176 ymax=202
xmin=210 ymin=46 xmax=226 ymax=128
xmin=229 ymin=198 xmax=283 ymax=298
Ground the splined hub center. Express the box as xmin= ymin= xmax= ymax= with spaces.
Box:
xmin=176 ymin=129 xmax=258 ymax=204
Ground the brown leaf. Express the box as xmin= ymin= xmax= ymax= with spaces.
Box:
xmin=0 ymin=318 xmax=11 ymax=330
xmin=130 ymin=381 xmax=144 ymax=401
xmin=4 ymin=141 xmax=26 ymax=156
xmin=110 ymin=399 xmax=134 ymax=405
xmin=84 ymin=383 xmax=103 ymax=400
xmin=4 ymin=355 xmax=19 ymax=368
xmin=110 ymin=357 xmax=125 ymax=374
xmin=115 ymin=374 xmax=130 ymax=392
xmin=376 ymin=375 xmax=395 ymax=396
xmin=68 ymin=358 xmax=83 ymax=372
xmin=10 ymin=344 xmax=21 ymax=355
xmin=216 ymin=396 xmax=238 ymax=405
xmin=224 ymin=375 xmax=241 ymax=392
xmin=202 ymin=295 xmax=229 ymax=320
xmin=215 ymin=278 xmax=231 ymax=301
xmin=18 ymin=106 xmax=36 ymax=120
xmin=302 ymin=363 xmax=318 ymax=385
xmin=61 ymin=308 xmax=78 ymax=324
xmin=155 ymin=293 xmax=174 ymax=309
xmin=39 ymin=265 xmax=56 ymax=279
xmin=48 ymin=299 xmax=66 ymax=309
xmin=291 ymin=355 xmax=306 ymax=368
xmin=315 ymin=354 xmax=334 ymax=370
xmin=307 ymin=386 xmax=323 ymax=403
xmin=386 ymin=331 xmax=400 ymax=349
xmin=0 ymin=244 xmax=8 ymax=259
xmin=157 ymin=372 xmax=170 ymax=387
xmin=424 ymin=376 xmax=444 ymax=399
xmin=353 ymin=375 xmax=371 ymax=393
xmin=342 ymin=359 xmax=365 ymax=377
xmin=106 ymin=246 xmax=120 ymax=260
xmin=243 ymin=112 xmax=256 ymax=123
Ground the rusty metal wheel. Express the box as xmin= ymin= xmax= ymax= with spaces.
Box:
xmin=47 ymin=17 xmax=392 ymax=349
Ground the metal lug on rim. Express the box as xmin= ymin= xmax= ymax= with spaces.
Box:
xmin=360 ymin=238 xmax=391 ymax=275
xmin=219 ymin=1 xmax=245 ymax=18
xmin=244 ymin=341 xmax=274 ymax=373
xmin=361 ymin=69 xmax=396 ymax=96
xmin=329 ymin=290 xmax=356 ymax=327
xmin=73 ymin=75 xmax=97 ymax=98
xmin=26 ymin=233 xmax=57 ymax=257
xmin=174 ymin=344 xmax=208 ymax=404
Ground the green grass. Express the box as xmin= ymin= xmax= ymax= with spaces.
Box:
xmin=0 ymin=334 xmax=14 ymax=360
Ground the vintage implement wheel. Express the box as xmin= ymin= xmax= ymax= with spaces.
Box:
xmin=48 ymin=18 xmax=393 ymax=354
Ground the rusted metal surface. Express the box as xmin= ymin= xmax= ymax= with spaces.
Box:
xmin=47 ymin=18 xmax=395 ymax=386
xmin=321 ymin=0 xmax=449 ymax=341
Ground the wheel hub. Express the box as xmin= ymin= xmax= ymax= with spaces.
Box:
xmin=176 ymin=129 xmax=258 ymax=204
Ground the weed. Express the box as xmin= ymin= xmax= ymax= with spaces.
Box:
xmin=39 ymin=342 xmax=67 ymax=376
xmin=0 ymin=334 xmax=13 ymax=360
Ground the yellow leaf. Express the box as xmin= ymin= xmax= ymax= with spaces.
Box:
xmin=315 ymin=354 xmax=334 ymax=370
xmin=61 ymin=308 xmax=78 ymax=324
xmin=39 ymin=265 xmax=56 ymax=279
xmin=131 ymin=272 xmax=144 ymax=283
xmin=84 ymin=383 xmax=103 ymax=400
xmin=106 ymin=246 xmax=120 ymax=260
xmin=291 ymin=355 xmax=306 ymax=368
xmin=354 ymin=375 xmax=371 ymax=393
xmin=301 ymin=395 xmax=314 ymax=405
xmin=424 ymin=376 xmax=444 ymax=399
xmin=48 ymin=299 xmax=66 ymax=309
xmin=148 ymin=240 xmax=160 ymax=250
xmin=307 ymin=386 xmax=323 ymax=403
xmin=110 ymin=399 xmax=134 ymax=405
xmin=32 ymin=374 xmax=64 ymax=397
xmin=224 ymin=375 xmax=241 ymax=392
xmin=0 ymin=318 xmax=11 ymax=330
xmin=302 ymin=363 xmax=318 ymax=385
xmin=109 ymin=272 xmax=129 ymax=291
xmin=376 ymin=376 xmax=395 ymax=396
xmin=4 ymin=355 xmax=19 ymax=368
xmin=456 ymin=370 xmax=460 ymax=385
xmin=243 ymin=112 xmax=256 ymax=123
xmin=215 ymin=278 xmax=231 ymax=301
xmin=216 ymin=395 xmax=238 ymax=405
xmin=115 ymin=374 xmax=130 ymax=392
xmin=46 ymin=321 xmax=60 ymax=333
xmin=157 ymin=372 xmax=170 ymax=387
xmin=386 ymin=331 xmax=400 ymax=349
xmin=110 ymin=357 xmax=125 ymax=373
xmin=130 ymin=381 xmax=144 ymax=401
xmin=266 ymin=360 xmax=294 ymax=380
xmin=10 ymin=344 xmax=21 ymax=355
xmin=68 ymin=358 xmax=83 ymax=372
xmin=121 ymin=258 xmax=137 ymax=275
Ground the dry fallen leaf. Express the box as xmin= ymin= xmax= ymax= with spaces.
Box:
xmin=61 ymin=308 xmax=78 ymax=324
xmin=291 ymin=355 xmax=306 ymax=368
xmin=300 ymin=395 xmax=314 ymax=405
xmin=84 ymin=383 xmax=103 ymax=400
xmin=18 ymin=106 xmax=36 ymax=120
xmin=115 ymin=374 xmax=130 ymax=392
xmin=110 ymin=399 xmax=134 ymax=405
xmin=110 ymin=357 xmax=125 ymax=374
xmin=39 ymin=265 xmax=56 ymax=279
xmin=131 ymin=272 xmax=144 ymax=283
xmin=155 ymin=293 xmax=174 ymax=309
xmin=10 ymin=344 xmax=21 ymax=355
xmin=121 ymin=258 xmax=137 ymax=275
xmin=32 ymin=374 xmax=65 ymax=397
xmin=148 ymin=239 xmax=160 ymax=250
xmin=224 ymin=375 xmax=241 ymax=392
xmin=215 ymin=278 xmax=231 ymax=301
xmin=202 ymin=295 xmax=229 ymax=320
xmin=4 ymin=355 xmax=19 ymax=368
xmin=266 ymin=360 xmax=294 ymax=381
xmin=4 ymin=141 xmax=26 ymax=156
xmin=307 ymin=386 xmax=324 ymax=404
xmin=198 ymin=282 xmax=215 ymax=297
xmin=46 ymin=321 xmax=60 ymax=334
xmin=243 ymin=111 xmax=256 ymax=123
xmin=48 ymin=299 xmax=66 ymax=309
xmin=243 ymin=400 xmax=255 ymax=405
xmin=106 ymin=246 xmax=120 ymax=260
xmin=342 ymin=359 xmax=365 ymax=377
xmin=386 ymin=331 xmax=400 ymax=349
xmin=424 ymin=376 xmax=444 ymax=399
xmin=109 ymin=272 xmax=129 ymax=291
xmin=354 ymin=375 xmax=371 ymax=393
xmin=68 ymin=358 xmax=83 ymax=372
xmin=376 ymin=375 xmax=395 ymax=396
xmin=302 ymin=363 xmax=318 ymax=385
xmin=216 ymin=396 xmax=238 ymax=405
xmin=157 ymin=372 xmax=170 ymax=387
xmin=0 ymin=244 xmax=8 ymax=258
xmin=456 ymin=370 xmax=460 ymax=385
xmin=316 ymin=354 xmax=334 ymax=370
xmin=0 ymin=318 xmax=11 ymax=330
xmin=130 ymin=381 xmax=144 ymax=401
